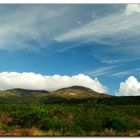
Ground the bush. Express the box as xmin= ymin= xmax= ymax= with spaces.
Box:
xmin=74 ymin=114 xmax=102 ymax=132
xmin=41 ymin=117 xmax=67 ymax=131
xmin=101 ymin=112 xmax=137 ymax=132
xmin=2 ymin=125 xmax=14 ymax=132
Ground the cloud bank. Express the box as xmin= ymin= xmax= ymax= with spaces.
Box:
xmin=0 ymin=72 xmax=107 ymax=93
xmin=116 ymin=76 xmax=140 ymax=96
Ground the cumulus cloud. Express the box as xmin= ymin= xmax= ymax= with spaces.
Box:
xmin=116 ymin=76 xmax=140 ymax=96
xmin=0 ymin=72 xmax=107 ymax=93
xmin=125 ymin=4 xmax=140 ymax=15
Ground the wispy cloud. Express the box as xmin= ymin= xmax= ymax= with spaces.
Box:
xmin=93 ymin=55 xmax=140 ymax=64
xmin=0 ymin=5 xmax=68 ymax=51
xmin=86 ymin=66 xmax=140 ymax=78
xmin=85 ymin=66 xmax=116 ymax=77
xmin=0 ymin=5 xmax=98 ymax=51
xmin=55 ymin=4 xmax=140 ymax=56
xmin=1 ymin=4 xmax=139 ymax=55
xmin=111 ymin=71 xmax=130 ymax=77
xmin=112 ymin=68 xmax=140 ymax=77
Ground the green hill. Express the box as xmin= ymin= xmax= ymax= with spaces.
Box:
xmin=0 ymin=88 xmax=49 ymax=103
xmin=50 ymin=86 xmax=109 ymax=99
xmin=0 ymin=86 xmax=140 ymax=105
xmin=39 ymin=86 xmax=110 ymax=104
xmin=6 ymin=88 xmax=49 ymax=96
xmin=0 ymin=86 xmax=110 ymax=103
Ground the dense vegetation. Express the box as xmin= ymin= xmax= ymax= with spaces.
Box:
xmin=0 ymin=102 xmax=140 ymax=136
xmin=0 ymin=87 xmax=139 ymax=136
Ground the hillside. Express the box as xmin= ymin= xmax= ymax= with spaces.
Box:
xmin=6 ymin=88 xmax=49 ymax=96
xmin=0 ymin=86 xmax=140 ymax=105
xmin=50 ymin=86 xmax=109 ymax=99
xmin=0 ymin=86 xmax=109 ymax=103
xmin=39 ymin=86 xmax=110 ymax=104
xmin=0 ymin=88 xmax=49 ymax=103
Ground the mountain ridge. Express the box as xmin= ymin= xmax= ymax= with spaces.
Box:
xmin=5 ymin=88 xmax=49 ymax=96
xmin=0 ymin=86 xmax=139 ymax=105
xmin=0 ymin=86 xmax=109 ymax=103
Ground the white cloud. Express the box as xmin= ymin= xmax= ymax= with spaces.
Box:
xmin=125 ymin=4 xmax=140 ymax=15
xmin=0 ymin=72 xmax=107 ymax=93
xmin=116 ymin=76 xmax=140 ymax=96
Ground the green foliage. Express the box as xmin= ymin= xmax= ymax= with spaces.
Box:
xmin=0 ymin=102 xmax=139 ymax=136
xmin=41 ymin=118 xmax=67 ymax=131
xmin=101 ymin=112 xmax=132 ymax=131
xmin=75 ymin=116 xmax=102 ymax=132
xmin=2 ymin=125 xmax=15 ymax=132
xmin=10 ymin=104 xmax=140 ymax=133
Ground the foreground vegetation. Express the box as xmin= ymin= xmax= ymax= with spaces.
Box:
xmin=0 ymin=102 xmax=140 ymax=136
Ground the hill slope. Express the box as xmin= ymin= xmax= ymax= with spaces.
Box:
xmin=0 ymin=88 xmax=49 ymax=103
xmin=0 ymin=86 xmax=109 ymax=103
xmin=47 ymin=86 xmax=109 ymax=99
xmin=0 ymin=86 xmax=140 ymax=105
xmin=39 ymin=86 xmax=110 ymax=104
xmin=6 ymin=88 xmax=49 ymax=96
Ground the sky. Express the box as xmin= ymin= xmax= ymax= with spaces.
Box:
xmin=0 ymin=4 xmax=140 ymax=96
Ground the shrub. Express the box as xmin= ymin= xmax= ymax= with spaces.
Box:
xmin=101 ymin=112 xmax=137 ymax=132
xmin=74 ymin=114 xmax=102 ymax=132
xmin=40 ymin=117 xmax=68 ymax=131
xmin=2 ymin=125 xmax=15 ymax=132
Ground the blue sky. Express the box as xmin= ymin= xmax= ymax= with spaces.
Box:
xmin=0 ymin=4 xmax=140 ymax=95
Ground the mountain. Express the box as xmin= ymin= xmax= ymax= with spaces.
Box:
xmin=0 ymin=86 xmax=139 ymax=105
xmin=0 ymin=90 xmax=19 ymax=97
xmin=0 ymin=86 xmax=109 ymax=103
xmin=38 ymin=86 xmax=140 ymax=105
xmin=39 ymin=86 xmax=110 ymax=104
xmin=6 ymin=88 xmax=49 ymax=96
xmin=47 ymin=86 xmax=109 ymax=99
xmin=0 ymin=88 xmax=49 ymax=103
